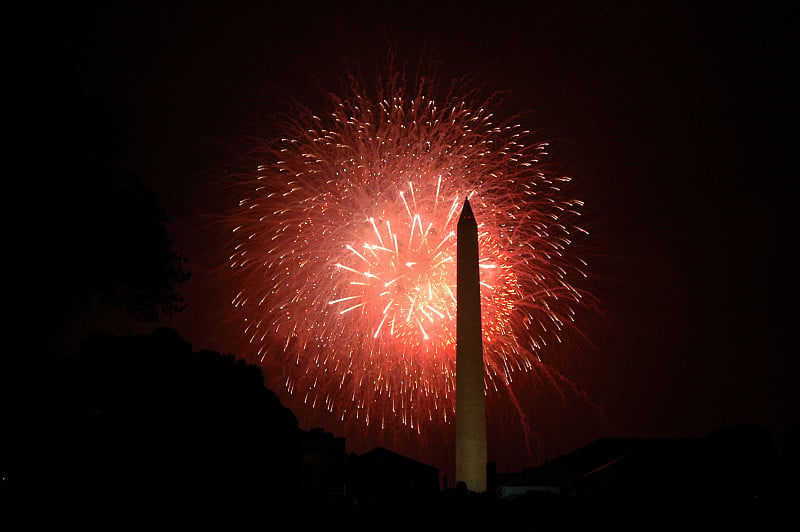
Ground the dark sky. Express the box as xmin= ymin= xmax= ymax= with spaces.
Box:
xmin=10 ymin=1 xmax=797 ymax=473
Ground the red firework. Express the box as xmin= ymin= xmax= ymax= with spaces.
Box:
xmin=225 ymin=62 xmax=594 ymax=456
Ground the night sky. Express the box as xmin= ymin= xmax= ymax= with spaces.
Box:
xmin=9 ymin=1 xmax=796 ymax=475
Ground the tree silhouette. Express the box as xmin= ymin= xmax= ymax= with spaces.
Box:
xmin=9 ymin=41 xmax=190 ymax=350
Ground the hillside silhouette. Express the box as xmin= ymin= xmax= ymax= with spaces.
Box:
xmin=2 ymin=328 xmax=797 ymax=527
xmin=2 ymin=328 xmax=299 ymax=513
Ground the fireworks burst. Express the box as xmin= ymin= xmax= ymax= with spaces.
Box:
xmin=227 ymin=63 xmax=592 ymax=444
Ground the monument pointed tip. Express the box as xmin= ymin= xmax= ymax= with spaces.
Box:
xmin=458 ymin=197 xmax=476 ymax=226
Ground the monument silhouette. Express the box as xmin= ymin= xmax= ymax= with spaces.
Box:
xmin=455 ymin=198 xmax=487 ymax=492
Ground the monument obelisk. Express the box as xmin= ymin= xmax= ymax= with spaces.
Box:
xmin=455 ymin=198 xmax=487 ymax=493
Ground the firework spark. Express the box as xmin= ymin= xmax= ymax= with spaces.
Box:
xmin=227 ymin=65 xmax=591 ymax=441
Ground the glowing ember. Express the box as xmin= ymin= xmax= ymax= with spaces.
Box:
xmin=226 ymin=64 xmax=591 ymax=437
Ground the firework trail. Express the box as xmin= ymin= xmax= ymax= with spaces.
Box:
xmin=226 ymin=63 xmax=593 ymax=453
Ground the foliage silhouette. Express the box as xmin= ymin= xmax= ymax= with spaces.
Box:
xmin=9 ymin=44 xmax=190 ymax=349
xmin=3 ymin=328 xmax=300 ymax=508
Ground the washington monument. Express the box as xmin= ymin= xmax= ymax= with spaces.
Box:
xmin=455 ymin=198 xmax=487 ymax=492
